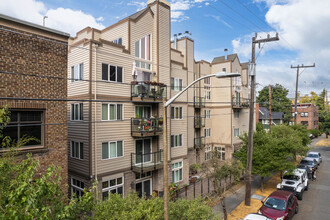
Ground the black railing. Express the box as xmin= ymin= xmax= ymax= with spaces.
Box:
xmin=131 ymin=117 xmax=163 ymax=137
xmin=194 ymin=137 xmax=205 ymax=148
xmin=194 ymin=116 xmax=205 ymax=128
xmin=131 ymin=81 xmax=166 ymax=100
xmin=232 ymin=97 xmax=249 ymax=108
xmin=131 ymin=150 xmax=164 ymax=173
xmin=194 ymin=96 xmax=205 ymax=108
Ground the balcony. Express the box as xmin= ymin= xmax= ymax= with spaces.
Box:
xmin=194 ymin=116 xmax=205 ymax=128
xmin=131 ymin=81 xmax=166 ymax=102
xmin=131 ymin=118 xmax=163 ymax=137
xmin=131 ymin=150 xmax=163 ymax=173
xmin=232 ymin=97 xmax=250 ymax=108
xmin=194 ymin=137 xmax=205 ymax=148
xmin=194 ymin=96 xmax=205 ymax=108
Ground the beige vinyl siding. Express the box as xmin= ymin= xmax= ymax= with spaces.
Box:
xmin=209 ymin=107 xmax=232 ymax=145
xmin=232 ymin=108 xmax=249 ymax=144
xmin=68 ymin=44 xmax=90 ymax=97
xmin=170 ymin=63 xmax=187 ymax=102
xmin=71 ymin=29 xmax=92 ymax=43
xmin=210 ymin=62 xmax=231 ymax=108
xmin=171 ymin=50 xmax=184 ymax=63
xmin=101 ymin=21 xmax=128 ymax=49
xmin=170 ymin=104 xmax=188 ymax=158
xmin=187 ymin=106 xmax=195 ymax=148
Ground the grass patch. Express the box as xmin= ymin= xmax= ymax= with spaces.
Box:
xmin=315 ymin=138 xmax=330 ymax=147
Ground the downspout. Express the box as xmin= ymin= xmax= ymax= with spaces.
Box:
xmin=94 ymin=43 xmax=98 ymax=197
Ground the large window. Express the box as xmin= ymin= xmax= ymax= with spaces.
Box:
xmin=171 ymin=134 xmax=183 ymax=148
xmin=102 ymin=63 xmax=123 ymax=83
xmin=171 ymin=107 xmax=183 ymax=119
xmin=171 ymin=77 xmax=183 ymax=91
xmin=71 ymin=178 xmax=84 ymax=197
xmin=204 ymin=128 xmax=211 ymax=137
xmin=71 ymin=103 xmax=83 ymax=121
xmin=215 ymin=146 xmax=225 ymax=160
xmin=205 ymin=91 xmax=211 ymax=100
xmin=135 ymin=34 xmax=151 ymax=60
xmin=136 ymin=179 xmax=152 ymax=198
xmin=234 ymin=128 xmax=239 ymax=137
xmin=102 ymin=177 xmax=124 ymax=200
xmin=204 ymin=110 xmax=211 ymax=119
xmin=205 ymin=146 xmax=212 ymax=161
xmin=2 ymin=111 xmax=43 ymax=147
xmin=172 ymin=161 xmax=183 ymax=183
xmin=71 ymin=141 xmax=83 ymax=159
xmin=102 ymin=104 xmax=123 ymax=121
xmin=301 ymin=112 xmax=308 ymax=117
xmin=102 ymin=141 xmax=123 ymax=159
xmin=234 ymin=110 xmax=239 ymax=118
xmin=71 ymin=63 xmax=83 ymax=82
xmin=135 ymin=139 xmax=151 ymax=164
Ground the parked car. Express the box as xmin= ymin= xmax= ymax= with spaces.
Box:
xmin=258 ymin=190 xmax=298 ymax=220
xmin=299 ymin=158 xmax=318 ymax=171
xmin=277 ymin=169 xmax=308 ymax=200
xmin=306 ymin=152 xmax=322 ymax=165
xmin=308 ymin=133 xmax=314 ymax=139
xmin=243 ymin=213 xmax=272 ymax=220
xmin=297 ymin=164 xmax=312 ymax=179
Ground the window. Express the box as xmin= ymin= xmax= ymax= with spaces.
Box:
xmin=204 ymin=128 xmax=211 ymax=137
xmin=205 ymin=91 xmax=211 ymax=100
xmin=205 ymin=146 xmax=212 ymax=161
xmin=71 ymin=103 xmax=83 ymax=121
xmin=136 ymin=179 xmax=152 ymax=198
xmin=172 ymin=161 xmax=183 ymax=183
xmin=234 ymin=128 xmax=239 ymax=137
xmin=112 ymin=37 xmax=122 ymax=45
xmin=204 ymin=77 xmax=210 ymax=85
xmin=234 ymin=110 xmax=239 ymax=118
xmin=215 ymin=146 xmax=226 ymax=160
xmin=135 ymin=34 xmax=151 ymax=60
xmin=135 ymin=139 xmax=151 ymax=164
xmin=102 ymin=63 xmax=123 ymax=83
xmin=102 ymin=141 xmax=123 ymax=159
xmin=292 ymin=112 xmax=295 ymax=117
xmin=102 ymin=104 xmax=123 ymax=121
xmin=71 ymin=141 xmax=83 ymax=159
xmin=301 ymin=121 xmax=308 ymax=126
xmin=102 ymin=177 xmax=124 ymax=200
xmin=2 ymin=111 xmax=43 ymax=147
xmin=71 ymin=63 xmax=83 ymax=82
xmin=222 ymin=68 xmax=226 ymax=72
xmin=171 ymin=77 xmax=183 ymax=91
xmin=171 ymin=107 xmax=183 ymax=119
xmin=171 ymin=134 xmax=183 ymax=148
xmin=289 ymin=122 xmax=294 ymax=125
xmin=301 ymin=112 xmax=308 ymax=117
xmin=135 ymin=60 xmax=152 ymax=70
xmin=204 ymin=110 xmax=211 ymax=119
xmin=135 ymin=171 xmax=152 ymax=180
xmin=314 ymin=121 xmax=318 ymax=125
xmin=71 ymin=178 xmax=84 ymax=197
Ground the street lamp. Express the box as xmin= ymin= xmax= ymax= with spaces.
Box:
xmin=162 ymin=72 xmax=240 ymax=220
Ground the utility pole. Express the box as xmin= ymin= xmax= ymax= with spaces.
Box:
xmin=291 ymin=64 xmax=315 ymax=124
xmin=245 ymin=33 xmax=279 ymax=206
xmin=326 ymin=90 xmax=328 ymax=114
xmin=269 ymin=84 xmax=272 ymax=132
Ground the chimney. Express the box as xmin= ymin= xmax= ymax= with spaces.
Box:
xmin=224 ymin=48 xmax=228 ymax=60
xmin=173 ymin=34 xmax=177 ymax=49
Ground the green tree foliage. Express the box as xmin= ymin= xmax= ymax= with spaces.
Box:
xmin=93 ymin=193 xmax=215 ymax=220
xmin=323 ymin=113 xmax=330 ymax=138
xmin=257 ymin=84 xmax=292 ymax=123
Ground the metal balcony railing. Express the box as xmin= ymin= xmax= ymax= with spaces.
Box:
xmin=131 ymin=150 xmax=163 ymax=173
xmin=194 ymin=137 xmax=205 ymax=148
xmin=232 ymin=97 xmax=250 ymax=108
xmin=194 ymin=96 xmax=205 ymax=108
xmin=131 ymin=117 xmax=163 ymax=137
xmin=131 ymin=81 xmax=166 ymax=101
xmin=194 ymin=116 xmax=205 ymax=128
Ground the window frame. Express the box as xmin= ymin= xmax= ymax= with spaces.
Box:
xmin=171 ymin=134 xmax=183 ymax=148
xmin=71 ymin=178 xmax=84 ymax=197
xmin=205 ymin=146 xmax=212 ymax=161
xmin=172 ymin=161 xmax=183 ymax=183
xmin=234 ymin=110 xmax=239 ymax=118
xmin=215 ymin=146 xmax=226 ymax=160
xmin=171 ymin=106 xmax=183 ymax=119
xmin=112 ymin=37 xmax=123 ymax=45
xmin=171 ymin=77 xmax=183 ymax=91
xmin=71 ymin=103 xmax=83 ymax=121
xmin=101 ymin=63 xmax=124 ymax=83
xmin=102 ymin=176 xmax=124 ymax=200
xmin=71 ymin=141 xmax=84 ymax=160
xmin=71 ymin=63 xmax=83 ymax=82
xmin=102 ymin=140 xmax=124 ymax=160
xmin=101 ymin=103 xmax=124 ymax=121
xmin=135 ymin=34 xmax=152 ymax=61
xmin=204 ymin=128 xmax=211 ymax=137
xmin=234 ymin=128 xmax=240 ymax=137
xmin=204 ymin=110 xmax=211 ymax=119
xmin=205 ymin=90 xmax=211 ymax=100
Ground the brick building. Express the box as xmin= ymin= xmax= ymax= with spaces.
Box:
xmin=291 ymin=103 xmax=319 ymax=129
xmin=0 ymin=14 xmax=70 ymax=190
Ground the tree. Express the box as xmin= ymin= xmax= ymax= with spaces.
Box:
xmin=322 ymin=113 xmax=330 ymax=138
xmin=257 ymin=84 xmax=292 ymax=123
xmin=203 ymin=156 xmax=243 ymax=220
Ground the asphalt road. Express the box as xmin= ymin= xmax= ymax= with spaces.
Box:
xmin=294 ymin=136 xmax=330 ymax=220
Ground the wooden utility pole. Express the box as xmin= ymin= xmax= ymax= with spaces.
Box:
xmin=269 ymin=84 xmax=272 ymax=132
xmin=245 ymin=33 xmax=279 ymax=206
xmin=326 ymin=90 xmax=328 ymax=114
xmin=162 ymin=99 xmax=169 ymax=220
xmin=291 ymin=64 xmax=315 ymax=124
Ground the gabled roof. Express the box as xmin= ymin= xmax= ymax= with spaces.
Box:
xmin=211 ymin=53 xmax=238 ymax=64
xmin=259 ymin=107 xmax=284 ymax=120
xmin=211 ymin=56 xmax=225 ymax=64
xmin=129 ymin=8 xmax=149 ymax=20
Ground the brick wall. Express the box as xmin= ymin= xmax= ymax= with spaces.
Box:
xmin=0 ymin=25 xmax=68 ymax=192
xmin=293 ymin=104 xmax=319 ymax=130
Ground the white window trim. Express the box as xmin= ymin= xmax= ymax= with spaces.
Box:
xmin=172 ymin=161 xmax=183 ymax=183
xmin=101 ymin=103 xmax=124 ymax=121
xmin=102 ymin=140 xmax=124 ymax=160
xmin=171 ymin=77 xmax=183 ymax=91
xmin=136 ymin=34 xmax=152 ymax=61
xmin=134 ymin=105 xmax=152 ymax=118
xmin=215 ymin=146 xmax=226 ymax=161
xmin=171 ymin=134 xmax=183 ymax=148
xmin=71 ymin=63 xmax=83 ymax=82
xmin=112 ymin=37 xmax=123 ymax=45
xmin=171 ymin=106 xmax=183 ymax=120
xmin=136 ymin=178 xmax=152 ymax=198
xmin=205 ymin=91 xmax=211 ymax=100
xmin=204 ymin=128 xmax=211 ymax=137
xmin=102 ymin=176 xmax=125 ymax=198
xmin=205 ymin=146 xmax=212 ymax=161
xmin=101 ymin=63 xmax=124 ymax=83
xmin=71 ymin=103 xmax=83 ymax=121
xmin=234 ymin=128 xmax=240 ymax=137
xmin=205 ymin=110 xmax=211 ymax=119
xmin=71 ymin=178 xmax=84 ymax=197
xmin=134 ymin=138 xmax=153 ymax=165
xmin=70 ymin=141 xmax=83 ymax=160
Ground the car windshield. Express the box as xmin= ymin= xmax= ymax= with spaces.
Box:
xmin=283 ymin=175 xmax=299 ymax=181
xmin=264 ymin=197 xmax=286 ymax=211
xmin=307 ymin=154 xmax=318 ymax=158
xmin=297 ymin=165 xmax=308 ymax=170
xmin=300 ymin=160 xmax=313 ymax=165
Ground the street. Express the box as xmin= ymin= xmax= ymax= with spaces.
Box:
xmin=294 ymin=137 xmax=330 ymax=220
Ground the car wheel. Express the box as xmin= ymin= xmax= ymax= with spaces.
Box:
xmin=305 ymin=184 xmax=309 ymax=191
xmin=298 ymin=192 xmax=303 ymax=200
xmin=295 ymin=204 xmax=299 ymax=214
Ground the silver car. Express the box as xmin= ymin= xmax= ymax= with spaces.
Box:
xmin=306 ymin=152 xmax=322 ymax=165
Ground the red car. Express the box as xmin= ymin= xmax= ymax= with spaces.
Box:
xmin=258 ymin=190 xmax=298 ymax=220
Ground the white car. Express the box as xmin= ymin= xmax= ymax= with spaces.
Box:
xmin=243 ymin=213 xmax=272 ymax=220
xmin=306 ymin=152 xmax=322 ymax=165
xmin=277 ymin=168 xmax=308 ymax=200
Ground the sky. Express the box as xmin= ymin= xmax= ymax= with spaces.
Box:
xmin=0 ymin=0 xmax=329 ymax=97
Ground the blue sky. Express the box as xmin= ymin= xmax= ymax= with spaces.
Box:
xmin=0 ymin=0 xmax=329 ymax=97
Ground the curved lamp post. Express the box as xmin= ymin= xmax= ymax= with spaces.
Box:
xmin=162 ymin=72 xmax=240 ymax=220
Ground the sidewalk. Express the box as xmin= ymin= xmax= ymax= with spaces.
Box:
xmin=212 ymin=175 xmax=271 ymax=219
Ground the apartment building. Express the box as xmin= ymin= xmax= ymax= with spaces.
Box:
xmin=68 ymin=0 xmax=252 ymax=199
xmin=0 ymin=14 xmax=69 ymax=190
xmin=291 ymin=103 xmax=319 ymax=129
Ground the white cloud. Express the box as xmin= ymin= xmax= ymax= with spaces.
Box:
xmin=127 ymin=1 xmax=147 ymax=11
xmin=170 ymin=0 xmax=215 ymax=22
xmin=171 ymin=0 xmax=191 ymax=11
xmin=0 ymin=0 xmax=105 ymax=36
xmin=205 ymin=14 xmax=233 ymax=29
xmin=96 ymin=16 xmax=104 ymax=22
